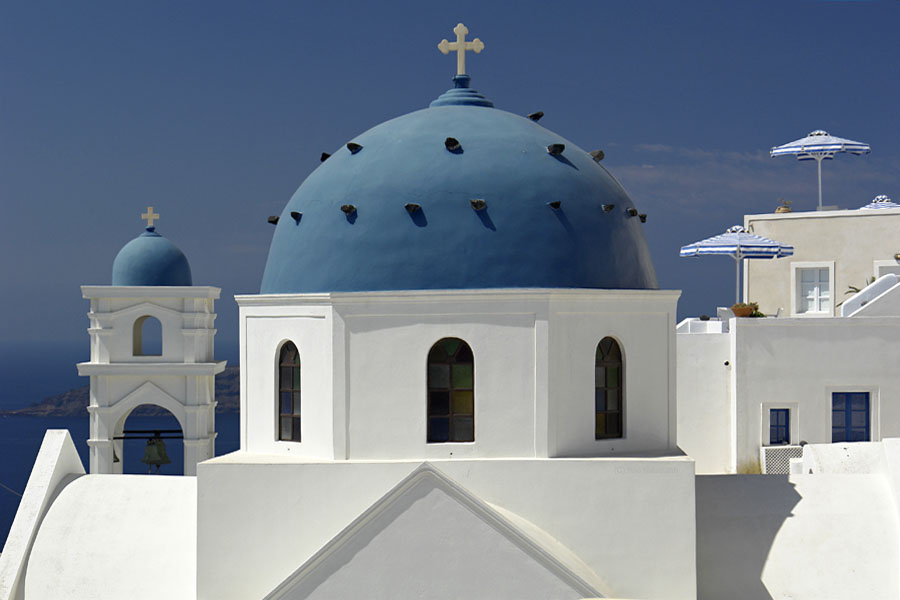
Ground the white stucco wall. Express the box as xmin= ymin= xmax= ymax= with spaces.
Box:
xmin=696 ymin=473 xmax=900 ymax=600
xmin=677 ymin=315 xmax=900 ymax=473
xmin=197 ymin=456 xmax=697 ymax=600
xmin=731 ymin=317 xmax=900 ymax=469
xmin=744 ymin=209 xmax=900 ymax=316
xmin=237 ymin=289 xmax=680 ymax=461
xmin=676 ymin=330 xmax=733 ymax=473
xmin=239 ymin=299 xmax=336 ymax=458
xmin=267 ymin=467 xmax=600 ymax=600
xmin=24 ymin=475 xmax=197 ymax=600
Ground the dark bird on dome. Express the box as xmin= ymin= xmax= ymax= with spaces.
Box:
xmin=527 ymin=111 xmax=544 ymax=122
xmin=320 ymin=152 xmax=331 ymax=162
xmin=590 ymin=149 xmax=605 ymax=162
xmin=346 ymin=142 xmax=363 ymax=154
xmin=267 ymin=216 xmax=279 ymax=225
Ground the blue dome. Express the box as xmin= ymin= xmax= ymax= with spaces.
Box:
xmin=261 ymin=78 xmax=657 ymax=294
xmin=112 ymin=228 xmax=192 ymax=286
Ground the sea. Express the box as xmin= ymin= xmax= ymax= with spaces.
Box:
xmin=0 ymin=342 xmax=241 ymax=548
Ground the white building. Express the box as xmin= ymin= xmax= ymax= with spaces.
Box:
xmin=2 ymin=26 xmax=900 ymax=600
xmin=678 ymin=198 xmax=900 ymax=474
xmin=744 ymin=198 xmax=900 ymax=317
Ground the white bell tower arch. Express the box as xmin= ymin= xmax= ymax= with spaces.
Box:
xmin=77 ymin=208 xmax=226 ymax=475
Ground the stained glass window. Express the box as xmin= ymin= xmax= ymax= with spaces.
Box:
xmin=278 ymin=342 xmax=301 ymax=442
xmin=427 ymin=338 xmax=474 ymax=443
xmin=595 ymin=337 xmax=623 ymax=439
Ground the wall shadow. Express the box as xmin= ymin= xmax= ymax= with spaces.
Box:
xmin=695 ymin=475 xmax=801 ymax=600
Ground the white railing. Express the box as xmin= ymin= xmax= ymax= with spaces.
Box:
xmin=841 ymin=273 xmax=899 ymax=316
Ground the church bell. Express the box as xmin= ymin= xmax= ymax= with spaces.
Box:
xmin=141 ymin=437 xmax=172 ymax=473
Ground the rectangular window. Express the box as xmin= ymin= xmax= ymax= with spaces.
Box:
xmin=769 ymin=409 xmax=790 ymax=445
xmin=832 ymin=392 xmax=870 ymax=442
xmin=796 ymin=267 xmax=831 ymax=314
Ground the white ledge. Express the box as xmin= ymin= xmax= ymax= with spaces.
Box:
xmin=81 ymin=285 xmax=221 ymax=299
xmin=77 ymin=361 xmax=227 ymax=376
xmin=236 ymin=287 xmax=681 ymax=307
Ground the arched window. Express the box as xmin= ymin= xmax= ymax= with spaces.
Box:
xmin=427 ymin=338 xmax=474 ymax=443
xmin=595 ymin=337 xmax=623 ymax=439
xmin=133 ymin=315 xmax=162 ymax=356
xmin=278 ymin=342 xmax=301 ymax=442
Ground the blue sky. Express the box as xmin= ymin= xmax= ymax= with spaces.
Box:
xmin=1 ymin=1 xmax=898 ymax=378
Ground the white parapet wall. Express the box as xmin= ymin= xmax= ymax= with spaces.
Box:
xmin=0 ymin=430 xmax=85 ymax=600
xmin=198 ymin=456 xmax=697 ymax=600
xmin=676 ymin=329 xmax=734 ymax=474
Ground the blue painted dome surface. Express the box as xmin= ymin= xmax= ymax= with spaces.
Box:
xmin=112 ymin=228 xmax=192 ymax=286
xmin=261 ymin=80 xmax=657 ymax=294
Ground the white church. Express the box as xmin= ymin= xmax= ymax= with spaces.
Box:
xmin=1 ymin=24 xmax=899 ymax=600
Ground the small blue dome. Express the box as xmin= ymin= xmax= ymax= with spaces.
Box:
xmin=112 ymin=228 xmax=192 ymax=286
xmin=261 ymin=78 xmax=657 ymax=294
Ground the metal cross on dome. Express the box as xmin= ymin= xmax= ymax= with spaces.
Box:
xmin=142 ymin=206 xmax=159 ymax=228
xmin=438 ymin=23 xmax=484 ymax=76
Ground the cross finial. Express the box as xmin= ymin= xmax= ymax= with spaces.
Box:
xmin=141 ymin=206 xmax=159 ymax=228
xmin=437 ymin=23 xmax=484 ymax=76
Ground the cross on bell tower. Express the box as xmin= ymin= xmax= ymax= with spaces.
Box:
xmin=438 ymin=23 xmax=484 ymax=76
xmin=141 ymin=206 xmax=160 ymax=228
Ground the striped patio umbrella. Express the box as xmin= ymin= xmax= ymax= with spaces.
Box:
xmin=860 ymin=194 xmax=899 ymax=210
xmin=680 ymin=225 xmax=795 ymax=304
xmin=770 ymin=130 xmax=871 ymax=210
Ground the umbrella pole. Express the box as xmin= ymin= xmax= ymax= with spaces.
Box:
xmin=816 ymin=155 xmax=823 ymax=210
xmin=735 ymin=257 xmax=741 ymax=304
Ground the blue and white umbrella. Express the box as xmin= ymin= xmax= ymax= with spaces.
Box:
xmin=860 ymin=194 xmax=899 ymax=210
xmin=771 ymin=130 xmax=871 ymax=210
xmin=680 ymin=225 xmax=794 ymax=304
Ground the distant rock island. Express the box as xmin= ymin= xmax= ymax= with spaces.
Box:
xmin=0 ymin=365 xmax=240 ymax=417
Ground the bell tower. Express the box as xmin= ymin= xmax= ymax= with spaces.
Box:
xmin=77 ymin=208 xmax=226 ymax=475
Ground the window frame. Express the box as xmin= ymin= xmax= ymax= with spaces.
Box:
xmin=761 ymin=402 xmax=799 ymax=448
xmin=426 ymin=337 xmax=475 ymax=444
xmin=831 ymin=391 xmax=870 ymax=443
xmin=768 ymin=408 xmax=790 ymax=445
xmin=790 ymin=261 xmax=834 ymax=316
xmin=276 ymin=341 xmax=302 ymax=443
xmin=594 ymin=336 xmax=624 ymax=440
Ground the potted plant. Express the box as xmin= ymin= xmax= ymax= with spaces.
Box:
xmin=775 ymin=198 xmax=792 ymax=213
xmin=731 ymin=302 xmax=758 ymax=317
